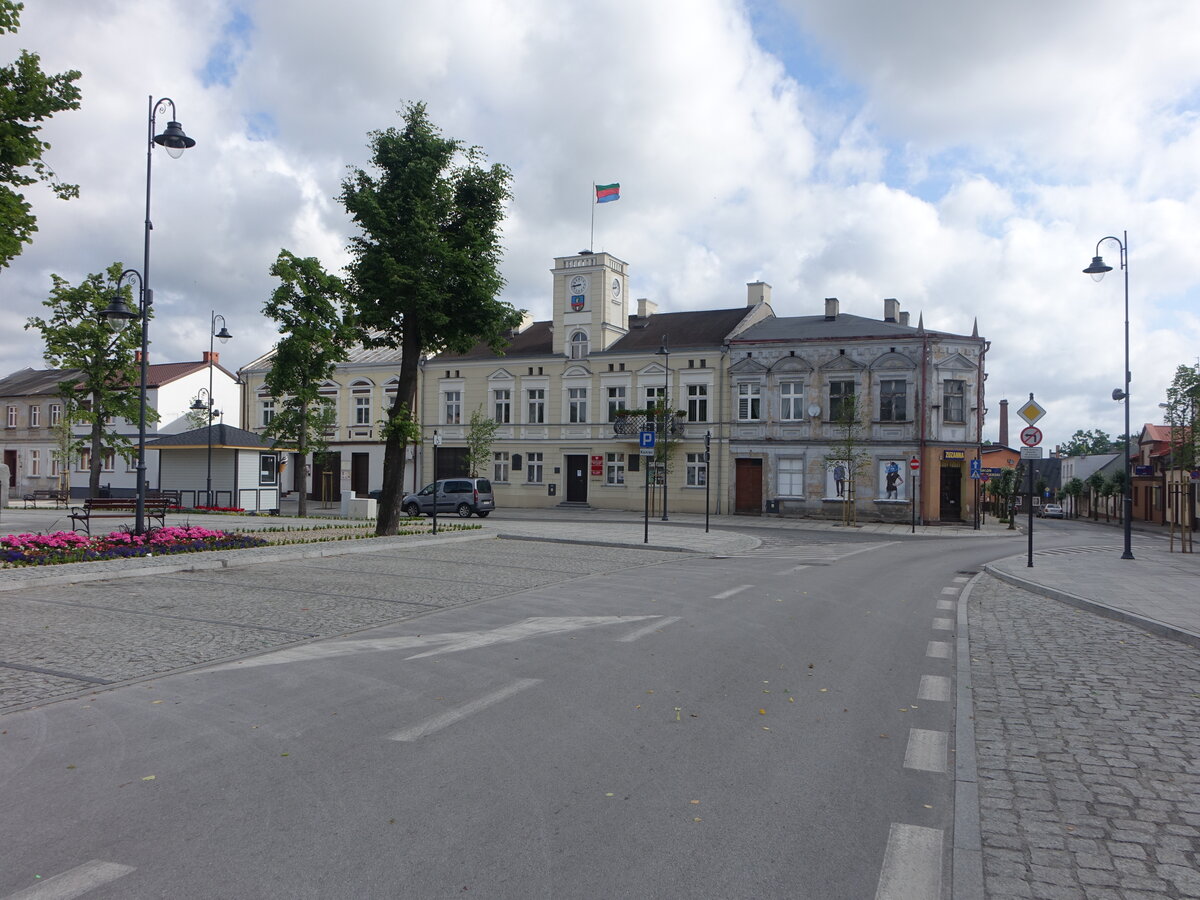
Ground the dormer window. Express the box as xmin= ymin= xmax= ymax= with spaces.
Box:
xmin=569 ymin=330 xmax=589 ymax=359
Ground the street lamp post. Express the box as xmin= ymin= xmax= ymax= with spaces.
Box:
xmin=190 ymin=388 xmax=219 ymax=506
xmin=656 ymin=336 xmax=670 ymax=521
xmin=1083 ymin=231 xmax=1134 ymax=560
xmin=201 ymin=312 xmax=231 ymax=505
xmin=101 ymin=97 xmax=195 ymax=535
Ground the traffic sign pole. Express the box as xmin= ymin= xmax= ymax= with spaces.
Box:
xmin=909 ymin=456 xmax=920 ymax=533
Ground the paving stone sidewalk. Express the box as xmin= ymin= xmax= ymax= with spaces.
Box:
xmin=968 ymin=574 xmax=1200 ymax=899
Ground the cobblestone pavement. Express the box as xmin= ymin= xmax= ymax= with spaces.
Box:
xmin=969 ymin=575 xmax=1200 ymax=899
xmin=0 ymin=539 xmax=686 ymax=712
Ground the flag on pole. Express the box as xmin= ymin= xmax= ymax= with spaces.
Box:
xmin=595 ymin=183 xmax=620 ymax=203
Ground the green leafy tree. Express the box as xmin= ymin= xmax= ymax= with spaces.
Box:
xmin=1163 ymin=364 xmax=1200 ymax=470
xmin=1061 ymin=477 xmax=1084 ymax=519
xmin=1085 ymin=470 xmax=1106 ymax=520
xmin=260 ymin=250 xmax=356 ymax=517
xmin=824 ymin=393 xmax=870 ymax=526
xmin=51 ymin=392 xmax=80 ymax=497
xmin=341 ymin=102 xmax=524 ymax=535
xmin=25 ymin=263 xmax=151 ymax=497
xmin=0 ymin=1 xmax=82 ymax=267
xmin=1061 ymin=429 xmax=1114 ymax=456
xmin=465 ymin=404 xmax=499 ymax=478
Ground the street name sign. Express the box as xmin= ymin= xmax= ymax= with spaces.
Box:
xmin=1020 ymin=447 xmax=1044 ymax=459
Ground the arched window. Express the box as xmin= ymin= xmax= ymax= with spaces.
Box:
xmin=569 ymin=330 xmax=589 ymax=359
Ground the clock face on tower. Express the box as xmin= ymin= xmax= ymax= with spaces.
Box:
xmin=569 ymin=275 xmax=588 ymax=297
xmin=611 ymin=277 xmax=622 ymax=300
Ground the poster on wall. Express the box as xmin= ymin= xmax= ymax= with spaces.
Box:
xmin=825 ymin=460 xmax=850 ymax=499
xmin=878 ymin=459 xmax=906 ymax=501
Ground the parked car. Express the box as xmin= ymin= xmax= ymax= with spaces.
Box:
xmin=1039 ymin=504 xmax=1064 ymax=519
xmin=401 ymin=478 xmax=495 ymax=518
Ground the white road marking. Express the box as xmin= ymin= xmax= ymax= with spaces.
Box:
xmin=5 ymin=860 xmax=136 ymax=900
xmin=936 ymin=599 xmax=954 ymax=610
xmin=206 ymin=616 xmax=660 ymax=670
xmin=617 ymin=616 xmax=682 ymax=642
xmin=904 ymin=728 xmax=948 ymax=773
xmin=953 ymin=576 xmax=970 ymax=583
xmin=712 ymin=585 xmax=751 ymax=600
xmin=387 ymin=679 xmax=541 ymax=742
xmin=940 ymin=586 xmax=960 ymax=595
xmin=874 ymin=823 xmax=943 ymax=900
xmin=788 ymin=565 xmax=810 ymax=573
xmin=932 ymin=617 xmax=954 ymax=631
xmin=918 ymin=674 xmax=951 ymax=702
xmin=926 ymin=641 xmax=951 ymax=659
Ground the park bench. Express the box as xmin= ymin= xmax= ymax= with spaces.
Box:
xmin=22 ymin=489 xmax=67 ymax=508
xmin=147 ymin=489 xmax=183 ymax=508
xmin=68 ymin=497 xmax=173 ymax=536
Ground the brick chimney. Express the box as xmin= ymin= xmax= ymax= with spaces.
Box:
xmin=202 ymin=351 xmax=220 ymax=365
xmin=824 ymin=297 xmax=839 ymax=320
xmin=999 ymin=399 xmax=1009 ymax=447
xmin=899 ymin=311 xmax=910 ymax=327
xmin=883 ymin=298 xmax=900 ymax=322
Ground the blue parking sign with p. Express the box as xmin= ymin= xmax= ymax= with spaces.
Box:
xmin=639 ymin=430 xmax=656 ymax=449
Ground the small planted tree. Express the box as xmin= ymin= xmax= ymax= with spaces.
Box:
xmin=465 ymin=405 xmax=499 ymax=478
xmin=824 ymin=392 xmax=870 ymax=526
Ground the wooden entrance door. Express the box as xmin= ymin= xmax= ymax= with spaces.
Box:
xmin=939 ymin=466 xmax=962 ymax=520
xmin=735 ymin=458 xmax=763 ymax=514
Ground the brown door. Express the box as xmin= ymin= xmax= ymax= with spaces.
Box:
xmin=311 ymin=452 xmax=341 ymax=502
xmin=939 ymin=466 xmax=962 ymax=520
xmin=351 ymin=452 xmax=370 ymax=496
xmin=3 ymin=450 xmax=15 ymax=487
xmin=735 ymin=458 xmax=763 ymax=514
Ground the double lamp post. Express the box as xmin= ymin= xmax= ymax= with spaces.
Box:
xmin=101 ymin=96 xmax=196 ymax=535
xmin=191 ymin=312 xmax=232 ymax=507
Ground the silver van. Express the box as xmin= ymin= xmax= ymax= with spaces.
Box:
xmin=402 ymin=478 xmax=495 ymax=518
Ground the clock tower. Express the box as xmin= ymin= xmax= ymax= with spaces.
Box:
xmin=550 ymin=251 xmax=630 ymax=356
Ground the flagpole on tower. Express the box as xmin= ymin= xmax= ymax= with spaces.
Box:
xmin=590 ymin=182 xmax=595 ymax=251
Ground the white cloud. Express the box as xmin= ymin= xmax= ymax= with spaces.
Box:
xmin=4 ymin=0 xmax=1200 ymax=454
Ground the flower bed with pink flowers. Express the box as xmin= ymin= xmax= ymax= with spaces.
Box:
xmin=1 ymin=526 xmax=269 ymax=566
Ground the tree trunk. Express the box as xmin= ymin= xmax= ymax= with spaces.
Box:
xmin=297 ymin=408 xmax=308 ymax=518
xmin=375 ymin=335 xmax=421 ymax=536
xmin=88 ymin=417 xmax=103 ymax=498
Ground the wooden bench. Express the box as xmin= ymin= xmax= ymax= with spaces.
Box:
xmin=23 ymin=489 xmax=67 ymax=508
xmin=147 ymin=489 xmax=182 ymax=508
xmin=68 ymin=498 xmax=173 ymax=536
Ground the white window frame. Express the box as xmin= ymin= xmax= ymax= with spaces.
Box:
xmin=527 ymin=388 xmax=545 ymax=424
xmin=78 ymin=450 xmax=90 ymax=472
xmin=737 ymin=382 xmax=761 ymax=421
xmin=49 ymin=403 xmax=62 ymax=426
xmin=879 ymin=379 xmax=907 ymax=422
xmin=101 ymin=449 xmax=115 ymax=472
xmin=493 ymin=389 xmax=511 ymax=424
xmin=779 ymin=381 xmax=803 ymax=421
xmin=29 ymin=449 xmax=41 ymax=476
xmin=493 ymin=451 xmax=510 ymax=483
xmin=444 ymin=390 xmax=462 ymax=425
xmin=687 ymin=384 xmax=709 ymax=422
xmin=569 ymin=330 xmax=589 ymax=359
xmin=605 ymin=452 xmax=625 ymax=485
xmin=354 ymin=395 xmax=371 ymax=426
xmin=29 ymin=405 xmax=41 ymax=427
xmin=5 ymin=405 xmax=15 ymax=427
xmin=645 ymin=386 xmax=665 ymax=410
xmin=261 ymin=399 xmax=275 ymax=427
xmin=50 ymin=456 xmax=60 ymax=478
xmin=568 ymin=387 xmax=588 ymax=424
xmin=607 ymin=386 xmax=627 ymax=422
xmin=829 ymin=380 xmax=855 ymax=421
xmin=686 ymin=452 xmax=707 ymax=487
xmin=777 ymin=457 xmax=804 ymax=496
xmin=526 ymin=451 xmax=544 ymax=483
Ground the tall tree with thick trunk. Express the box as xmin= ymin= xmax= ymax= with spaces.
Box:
xmin=341 ymin=102 xmax=523 ymax=535
xmin=261 ymin=250 xmax=355 ymax=517
xmin=25 ymin=263 xmax=148 ymax=497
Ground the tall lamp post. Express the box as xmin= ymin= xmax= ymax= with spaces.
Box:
xmin=190 ymin=388 xmax=219 ymax=506
xmin=1083 ymin=231 xmax=1134 ymax=560
xmin=197 ymin=312 xmax=231 ymax=506
xmin=101 ymin=96 xmax=195 ymax=535
xmin=656 ymin=336 xmax=670 ymax=521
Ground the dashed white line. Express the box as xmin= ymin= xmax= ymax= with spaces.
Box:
xmin=712 ymin=585 xmax=751 ymax=600
xmin=918 ymin=674 xmax=951 ymax=702
xmin=617 ymin=616 xmax=682 ymax=642
xmin=932 ymin=617 xmax=954 ymax=631
xmin=787 ymin=565 xmax=810 ymax=574
xmin=936 ymin=599 xmax=955 ymax=611
xmin=926 ymin=641 xmax=951 ymax=659
xmin=387 ymin=679 xmax=541 ymax=742
xmin=874 ymin=823 xmax=943 ymax=900
xmin=904 ymin=728 xmax=948 ymax=773
xmin=940 ymin=586 xmax=960 ymax=595
xmin=5 ymin=860 xmax=136 ymax=900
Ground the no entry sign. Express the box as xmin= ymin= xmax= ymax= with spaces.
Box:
xmin=909 ymin=456 xmax=920 ymax=472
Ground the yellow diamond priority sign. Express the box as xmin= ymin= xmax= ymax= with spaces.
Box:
xmin=1017 ymin=396 xmax=1046 ymax=426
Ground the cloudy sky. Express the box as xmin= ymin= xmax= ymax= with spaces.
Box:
xmin=6 ymin=0 xmax=1200 ymax=451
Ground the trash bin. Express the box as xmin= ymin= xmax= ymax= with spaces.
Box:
xmin=99 ymin=484 xmax=111 ymax=499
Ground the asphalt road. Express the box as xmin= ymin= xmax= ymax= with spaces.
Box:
xmin=1 ymin=525 xmax=1051 ymax=899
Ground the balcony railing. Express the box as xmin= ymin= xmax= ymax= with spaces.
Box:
xmin=612 ymin=412 xmax=686 ymax=437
